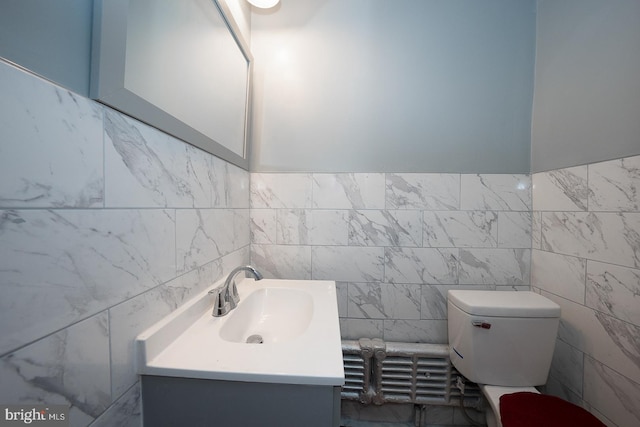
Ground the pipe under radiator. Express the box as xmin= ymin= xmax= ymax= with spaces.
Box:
xmin=341 ymin=339 xmax=481 ymax=408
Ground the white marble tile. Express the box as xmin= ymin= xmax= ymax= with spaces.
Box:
xmin=312 ymin=173 xmax=385 ymax=209
xmin=532 ymin=211 xmax=542 ymax=250
xmin=541 ymin=212 xmax=640 ymax=269
xmin=383 ymin=319 xmax=448 ymax=343
xmin=104 ymin=110 xmax=213 ymax=208
xmin=176 ymin=209 xmax=247 ymax=273
xmin=544 ymin=375 xmax=584 ymax=407
xmin=250 ymin=244 xmax=312 ymax=279
xmin=497 ymin=285 xmax=531 ymax=292
xmin=384 ymin=247 xmax=458 ymax=284
xmin=460 ymin=174 xmax=531 ymax=211
xmin=309 ymin=210 xmax=349 ymax=245
xmin=498 ymin=211 xmax=532 ymax=248
xmin=543 ymin=292 xmax=640 ymax=383
xmin=0 ymin=313 xmax=111 ymax=424
xmin=586 ymin=261 xmax=640 ymax=326
xmin=250 ymin=173 xmax=312 ymax=209
xmin=458 ymin=248 xmax=530 ymax=285
xmin=0 ymin=209 xmax=176 ymax=356
xmin=349 ymin=210 xmax=422 ymax=247
xmin=214 ymin=247 xmax=252 ymax=284
xmin=584 ymin=356 xmax=640 ymax=427
xmin=233 ymin=209 xmax=251 ymax=249
xmin=109 ymin=289 xmax=172 ymax=398
xmin=385 ymin=173 xmax=460 ymax=210
xmin=550 ymin=339 xmax=584 ymax=397
xmin=423 ymin=211 xmax=497 ymax=248
xmin=109 ymin=264 xmax=212 ymax=397
xmin=531 ymin=250 xmax=586 ymax=304
xmin=339 ymin=318 xmax=384 ymax=340
xmin=347 ymin=283 xmax=421 ymax=320
xmin=164 ymin=261 xmax=218 ymax=306
xmin=420 ymin=285 xmax=452 ymax=321
xmin=90 ymin=383 xmax=141 ymax=427
xmin=532 ymin=166 xmax=589 ymax=211
xmin=420 ymin=284 xmax=493 ymax=320
xmin=311 ymin=246 xmax=384 ymax=282
xmin=585 ymin=406 xmax=616 ymax=427
xmin=589 ymin=155 xmax=640 ymax=212
xmin=211 ymin=156 xmax=250 ymax=208
xmin=0 ymin=61 xmax=104 ymax=208
xmin=250 ymin=209 xmax=277 ymax=244
xmin=336 ymin=282 xmax=349 ymax=318
xmin=276 ymin=209 xmax=310 ymax=245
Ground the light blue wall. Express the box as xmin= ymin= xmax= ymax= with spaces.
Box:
xmin=1 ymin=0 xmax=536 ymax=174
xmin=0 ymin=0 xmax=93 ymax=95
xmin=7 ymin=1 xmax=637 ymax=175
xmin=531 ymin=0 xmax=640 ymax=173
xmin=250 ymin=0 xmax=536 ymax=173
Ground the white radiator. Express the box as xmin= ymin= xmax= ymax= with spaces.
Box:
xmin=342 ymin=339 xmax=481 ymax=408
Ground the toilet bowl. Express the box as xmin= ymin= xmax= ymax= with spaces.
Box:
xmin=481 ymin=385 xmax=538 ymax=427
xmin=491 ymin=388 xmax=607 ymax=427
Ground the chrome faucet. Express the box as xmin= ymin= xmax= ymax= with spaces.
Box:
xmin=209 ymin=265 xmax=263 ymax=317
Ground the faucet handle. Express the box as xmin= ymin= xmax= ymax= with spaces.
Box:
xmin=209 ymin=287 xmax=231 ymax=317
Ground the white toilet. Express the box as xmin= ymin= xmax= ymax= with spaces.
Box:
xmin=447 ymin=290 xmax=561 ymax=427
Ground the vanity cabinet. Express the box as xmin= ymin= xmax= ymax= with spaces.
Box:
xmin=136 ymin=279 xmax=344 ymax=427
xmin=141 ymin=375 xmax=341 ymax=427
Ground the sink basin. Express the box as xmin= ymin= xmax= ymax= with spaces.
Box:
xmin=136 ymin=278 xmax=344 ymax=386
xmin=219 ymin=288 xmax=314 ymax=344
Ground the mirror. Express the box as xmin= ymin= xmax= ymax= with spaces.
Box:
xmin=91 ymin=0 xmax=251 ymax=169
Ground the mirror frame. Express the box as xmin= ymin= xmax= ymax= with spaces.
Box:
xmin=90 ymin=0 xmax=252 ymax=170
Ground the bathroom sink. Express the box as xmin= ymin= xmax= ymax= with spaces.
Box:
xmin=136 ymin=278 xmax=344 ymax=386
xmin=219 ymin=287 xmax=314 ymax=344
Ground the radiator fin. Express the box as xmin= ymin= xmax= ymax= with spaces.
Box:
xmin=341 ymin=340 xmax=481 ymax=408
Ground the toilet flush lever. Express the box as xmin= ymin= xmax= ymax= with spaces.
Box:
xmin=472 ymin=320 xmax=491 ymax=329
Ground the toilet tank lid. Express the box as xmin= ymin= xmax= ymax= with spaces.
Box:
xmin=448 ymin=290 xmax=560 ymax=318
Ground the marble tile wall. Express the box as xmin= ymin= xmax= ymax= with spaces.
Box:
xmin=250 ymin=172 xmax=532 ymax=343
xmin=532 ymin=155 xmax=640 ymax=427
xmin=0 ymin=60 xmax=250 ymax=426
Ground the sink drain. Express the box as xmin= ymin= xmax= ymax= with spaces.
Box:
xmin=246 ymin=334 xmax=264 ymax=344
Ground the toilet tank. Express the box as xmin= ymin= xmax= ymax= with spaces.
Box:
xmin=447 ymin=290 xmax=560 ymax=387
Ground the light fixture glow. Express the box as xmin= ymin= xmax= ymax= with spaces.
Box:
xmin=247 ymin=0 xmax=280 ymax=9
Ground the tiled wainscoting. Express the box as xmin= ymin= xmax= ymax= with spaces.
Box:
xmin=249 ymin=173 xmax=532 ymax=426
xmin=0 ymin=61 xmax=250 ymax=426
xmin=532 ymin=156 xmax=640 ymax=427
xmin=250 ymin=172 xmax=532 ymax=342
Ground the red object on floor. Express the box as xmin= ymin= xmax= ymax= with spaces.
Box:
xmin=500 ymin=392 xmax=606 ymax=427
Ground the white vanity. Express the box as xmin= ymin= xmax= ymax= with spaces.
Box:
xmin=136 ymin=277 xmax=344 ymax=426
